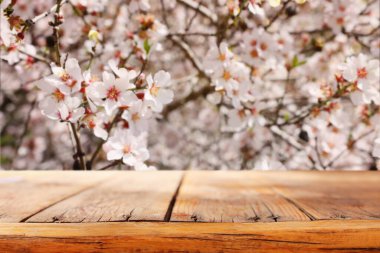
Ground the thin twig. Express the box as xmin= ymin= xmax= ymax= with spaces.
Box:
xmin=162 ymin=85 xmax=213 ymax=119
xmin=52 ymin=0 xmax=63 ymax=65
xmin=325 ymin=130 xmax=375 ymax=168
xmin=168 ymin=32 xmax=218 ymax=37
xmin=176 ymin=0 xmax=217 ymax=24
xmin=98 ymin=160 xmax=121 ymax=170
xmin=70 ymin=123 xmax=87 ymax=170
xmin=31 ymin=0 xmax=68 ymax=24
xmin=14 ymin=99 xmax=37 ymax=154
xmin=169 ymin=35 xmax=207 ymax=76
xmin=185 ymin=0 xmax=202 ymax=31
xmin=264 ymin=0 xmax=290 ymax=30
xmin=88 ymin=110 xmax=122 ymax=169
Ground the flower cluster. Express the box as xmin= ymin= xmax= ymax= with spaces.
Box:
xmin=36 ymin=56 xmax=173 ymax=170
xmin=339 ymin=54 xmax=380 ymax=105
xmin=205 ymin=43 xmax=252 ymax=108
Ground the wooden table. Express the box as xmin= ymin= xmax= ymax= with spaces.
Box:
xmin=0 ymin=171 xmax=379 ymax=252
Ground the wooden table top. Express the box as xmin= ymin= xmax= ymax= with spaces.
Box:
xmin=0 ymin=170 xmax=379 ymax=252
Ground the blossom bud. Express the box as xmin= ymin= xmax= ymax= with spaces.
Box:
xmin=88 ymin=29 xmax=101 ymax=43
xmin=16 ymin=32 xmax=24 ymax=40
xmin=268 ymin=0 xmax=281 ymax=7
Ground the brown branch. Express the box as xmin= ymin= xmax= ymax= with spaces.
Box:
xmin=169 ymin=35 xmax=206 ymax=75
xmin=177 ymin=0 xmax=217 ymax=24
xmin=325 ymin=129 xmax=375 ymax=168
xmin=31 ymin=0 xmax=68 ymax=24
xmin=185 ymin=0 xmax=202 ymax=31
xmin=70 ymin=122 xmax=87 ymax=170
xmin=50 ymin=0 xmax=63 ymax=65
xmin=168 ymin=32 xmax=218 ymax=37
xmin=264 ymin=0 xmax=290 ymax=30
xmin=88 ymin=110 xmax=122 ymax=169
xmin=14 ymin=99 xmax=37 ymax=155
xmin=162 ymin=85 xmax=214 ymax=118
xmin=98 ymin=160 xmax=121 ymax=170
xmin=164 ymin=35 xmax=215 ymax=117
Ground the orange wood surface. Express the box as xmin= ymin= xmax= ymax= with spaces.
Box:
xmin=27 ymin=171 xmax=183 ymax=222
xmin=0 ymin=220 xmax=379 ymax=253
xmin=0 ymin=171 xmax=379 ymax=252
xmin=0 ymin=171 xmax=115 ymax=222
xmin=171 ymin=171 xmax=310 ymax=222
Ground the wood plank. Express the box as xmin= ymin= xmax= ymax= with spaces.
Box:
xmin=0 ymin=220 xmax=379 ymax=252
xmin=263 ymin=171 xmax=380 ymax=220
xmin=0 ymin=171 xmax=115 ymax=223
xmin=171 ymin=171 xmax=309 ymax=222
xmin=27 ymin=171 xmax=183 ymax=222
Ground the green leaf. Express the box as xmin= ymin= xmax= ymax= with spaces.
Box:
xmin=0 ymin=134 xmax=15 ymax=147
xmin=143 ymin=39 xmax=151 ymax=55
xmin=0 ymin=155 xmax=12 ymax=164
xmin=291 ymin=55 xmax=307 ymax=69
xmin=298 ymin=60 xmax=307 ymax=66
xmin=283 ymin=112 xmax=290 ymax=122
xmin=292 ymin=55 xmax=299 ymax=68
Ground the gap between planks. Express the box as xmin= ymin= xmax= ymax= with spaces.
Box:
xmin=273 ymin=188 xmax=317 ymax=221
xmin=164 ymin=173 xmax=185 ymax=222
xmin=171 ymin=171 xmax=313 ymax=222
xmin=4 ymin=171 xmax=379 ymax=223
xmin=25 ymin=171 xmax=184 ymax=223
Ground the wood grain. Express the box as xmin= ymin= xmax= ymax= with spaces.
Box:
xmin=27 ymin=171 xmax=183 ymax=222
xmin=263 ymin=171 xmax=380 ymax=220
xmin=171 ymin=171 xmax=310 ymax=222
xmin=0 ymin=220 xmax=379 ymax=253
xmin=0 ymin=171 xmax=114 ymax=222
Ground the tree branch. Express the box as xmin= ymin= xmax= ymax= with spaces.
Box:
xmin=70 ymin=123 xmax=86 ymax=170
xmin=177 ymin=0 xmax=217 ymax=24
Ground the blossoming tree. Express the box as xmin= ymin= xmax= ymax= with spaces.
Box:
xmin=1 ymin=0 xmax=379 ymax=170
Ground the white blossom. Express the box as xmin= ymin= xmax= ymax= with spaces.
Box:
xmin=144 ymin=70 xmax=173 ymax=112
xmin=90 ymin=70 xmax=138 ymax=115
xmin=341 ymin=54 xmax=380 ymax=105
xmin=105 ymin=129 xmax=150 ymax=170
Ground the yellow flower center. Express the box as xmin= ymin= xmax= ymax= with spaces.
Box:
xmin=150 ymin=83 xmax=160 ymax=96
xmin=260 ymin=43 xmax=268 ymax=51
xmin=53 ymin=89 xmax=65 ymax=102
xmin=336 ymin=17 xmax=344 ymax=25
xmin=250 ymin=49 xmax=259 ymax=58
xmin=60 ymin=73 xmax=70 ymax=82
xmin=132 ymin=113 xmax=140 ymax=122
xmin=219 ymin=53 xmax=226 ymax=61
xmin=123 ymin=145 xmax=131 ymax=154
xmin=107 ymin=86 xmax=121 ymax=101
xmin=357 ymin=67 xmax=367 ymax=79
xmin=223 ymin=71 xmax=231 ymax=81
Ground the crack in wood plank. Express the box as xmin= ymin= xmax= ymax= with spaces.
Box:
xmin=248 ymin=204 xmax=261 ymax=222
xmin=164 ymin=173 xmax=185 ymax=222
xmin=261 ymin=201 xmax=280 ymax=222
xmin=121 ymin=209 xmax=135 ymax=222
xmin=20 ymin=182 xmax=109 ymax=223
xmin=273 ymin=188 xmax=317 ymax=221
xmin=0 ymin=171 xmax=116 ymax=223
